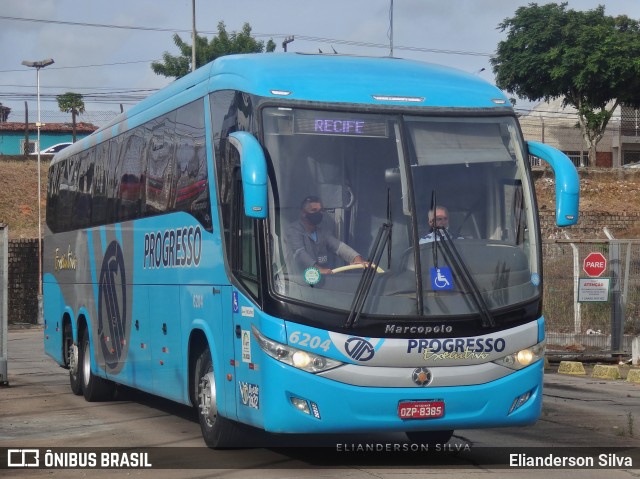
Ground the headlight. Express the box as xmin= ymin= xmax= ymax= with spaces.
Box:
xmin=493 ymin=340 xmax=545 ymax=370
xmin=252 ymin=326 xmax=342 ymax=373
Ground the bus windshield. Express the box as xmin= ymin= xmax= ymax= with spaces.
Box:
xmin=264 ymin=107 xmax=539 ymax=320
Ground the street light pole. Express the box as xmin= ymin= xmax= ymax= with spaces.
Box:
xmin=192 ymin=0 xmax=196 ymax=72
xmin=21 ymin=58 xmax=54 ymax=323
xmin=282 ymin=36 xmax=294 ymax=52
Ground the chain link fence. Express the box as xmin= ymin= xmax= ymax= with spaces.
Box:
xmin=543 ymin=238 xmax=640 ymax=357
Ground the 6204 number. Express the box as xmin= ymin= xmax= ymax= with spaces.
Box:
xmin=289 ymin=331 xmax=332 ymax=352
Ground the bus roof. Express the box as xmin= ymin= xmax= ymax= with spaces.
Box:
xmin=57 ymin=54 xmax=511 ymax=164
xmin=121 ymin=53 xmax=510 ymax=125
xmin=208 ymin=53 xmax=509 ymax=108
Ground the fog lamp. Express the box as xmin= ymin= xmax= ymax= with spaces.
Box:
xmin=509 ymin=390 xmax=532 ymax=414
xmin=291 ymin=397 xmax=311 ymax=415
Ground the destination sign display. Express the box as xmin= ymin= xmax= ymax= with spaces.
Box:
xmin=294 ymin=113 xmax=388 ymax=138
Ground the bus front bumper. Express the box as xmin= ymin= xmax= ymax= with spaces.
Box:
xmin=251 ymin=358 xmax=543 ymax=434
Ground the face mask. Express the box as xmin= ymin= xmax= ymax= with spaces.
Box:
xmin=306 ymin=211 xmax=323 ymax=225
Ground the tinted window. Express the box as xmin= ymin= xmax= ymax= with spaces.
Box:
xmin=46 ymin=99 xmax=212 ymax=233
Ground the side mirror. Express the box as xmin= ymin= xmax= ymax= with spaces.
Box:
xmin=228 ymin=131 xmax=268 ymax=218
xmin=527 ymin=141 xmax=579 ymax=227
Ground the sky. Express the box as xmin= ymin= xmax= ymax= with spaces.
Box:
xmin=2 ymin=0 xmax=640 ymax=125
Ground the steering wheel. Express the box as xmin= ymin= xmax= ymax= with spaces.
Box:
xmin=331 ymin=263 xmax=385 ymax=273
xmin=454 ymin=210 xmax=475 ymax=239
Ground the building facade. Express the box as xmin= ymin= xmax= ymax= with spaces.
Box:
xmin=519 ymin=99 xmax=640 ymax=168
xmin=0 ymin=122 xmax=97 ymax=155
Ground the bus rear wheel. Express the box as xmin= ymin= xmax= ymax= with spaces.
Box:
xmin=65 ymin=323 xmax=82 ymax=396
xmin=194 ymin=348 xmax=240 ymax=448
xmin=79 ymin=332 xmax=115 ymax=402
xmin=405 ymin=430 xmax=454 ymax=446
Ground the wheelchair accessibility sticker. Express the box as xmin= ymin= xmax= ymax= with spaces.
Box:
xmin=430 ymin=266 xmax=453 ymax=291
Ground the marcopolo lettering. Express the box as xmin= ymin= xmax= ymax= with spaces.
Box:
xmin=143 ymin=226 xmax=202 ymax=269
xmin=385 ymin=324 xmax=453 ymax=335
xmin=406 ymin=337 xmax=506 ymax=354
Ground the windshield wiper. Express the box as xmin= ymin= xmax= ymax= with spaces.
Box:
xmin=434 ymin=227 xmax=496 ymax=328
xmin=344 ymin=221 xmax=392 ymax=329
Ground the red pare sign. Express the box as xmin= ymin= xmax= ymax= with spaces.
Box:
xmin=583 ymin=252 xmax=607 ymax=277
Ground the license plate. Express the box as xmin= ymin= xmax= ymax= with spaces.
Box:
xmin=398 ymin=400 xmax=445 ymax=419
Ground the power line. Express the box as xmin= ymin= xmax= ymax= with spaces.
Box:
xmin=0 ymin=59 xmax=161 ymax=74
xmin=0 ymin=15 xmax=190 ymax=33
xmin=0 ymin=15 xmax=494 ymax=57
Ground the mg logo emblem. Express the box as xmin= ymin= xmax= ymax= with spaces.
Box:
xmin=345 ymin=337 xmax=375 ymax=361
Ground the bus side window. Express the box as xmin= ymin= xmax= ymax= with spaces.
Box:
xmin=174 ymin=99 xmax=211 ymax=231
xmin=231 ymin=171 xmax=260 ymax=300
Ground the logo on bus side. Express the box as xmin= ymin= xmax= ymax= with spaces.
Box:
xmin=98 ymin=240 xmax=128 ymax=372
xmin=239 ymin=381 xmax=260 ymax=409
xmin=54 ymin=245 xmax=78 ymax=271
xmin=143 ymin=226 xmax=202 ymax=269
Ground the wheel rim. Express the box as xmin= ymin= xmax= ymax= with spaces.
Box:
xmin=69 ymin=343 xmax=79 ymax=375
xmin=82 ymin=339 xmax=91 ymax=388
xmin=198 ymin=371 xmax=217 ymax=428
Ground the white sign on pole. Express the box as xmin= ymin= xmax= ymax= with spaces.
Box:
xmin=578 ymin=278 xmax=610 ymax=302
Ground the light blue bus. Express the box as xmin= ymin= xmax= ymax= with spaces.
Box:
xmin=44 ymin=53 xmax=579 ymax=448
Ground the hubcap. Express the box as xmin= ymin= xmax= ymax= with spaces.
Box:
xmin=82 ymin=341 xmax=91 ymax=388
xmin=198 ymin=371 xmax=217 ymax=427
xmin=69 ymin=343 xmax=79 ymax=375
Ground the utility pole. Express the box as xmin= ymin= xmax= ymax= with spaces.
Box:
xmin=282 ymin=36 xmax=294 ymax=52
xmin=191 ymin=0 xmax=196 ymax=72
xmin=23 ymin=101 xmax=29 ymax=155
xmin=389 ymin=0 xmax=394 ymax=57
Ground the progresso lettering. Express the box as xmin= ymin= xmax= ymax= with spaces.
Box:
xmin=407 ymin=337 xmax=506 ymax=354
xmin=143 ymin=226 xmax=202 ymax=269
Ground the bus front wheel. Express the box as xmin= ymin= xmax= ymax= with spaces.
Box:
xmin=194 ymin=348 xmax=240 ymax=448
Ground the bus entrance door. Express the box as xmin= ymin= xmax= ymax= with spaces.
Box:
xmin=231 ymin=290 xmax=263 ymax=427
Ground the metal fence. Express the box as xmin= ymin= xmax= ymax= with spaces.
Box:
xmin=543 ymin=238 xmax=640 ymax=357
xmin=0 ymin=224 xmax=8 ymax=385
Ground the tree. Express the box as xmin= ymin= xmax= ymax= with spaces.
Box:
xmin=152 ymin=21 xmax=276 ymax=80
xmin=56 ymin=92 xmax=85 ymax=143
xmin=491 ymin=3 xmax=640 ymax=167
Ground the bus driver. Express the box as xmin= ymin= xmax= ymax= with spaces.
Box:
xmin=420 ymin=205 xmax=462 ymax=244
xmin=286 ymin=195 xmax=365 ymax=275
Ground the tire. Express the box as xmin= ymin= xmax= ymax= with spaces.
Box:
xmin=65 ymin=323 xmax=82 ymax=396
xmin=80 ymin=331 xmax=115 ymax=402
xmin=194 ymin=347 xmax=241 ymax=448
xmin=405 ymin=430 xmax=454 ymax=446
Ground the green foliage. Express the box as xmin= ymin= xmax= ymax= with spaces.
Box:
xmin=56 ymin=92 xmax=85 ymax=143
xmin=152 ymin=21 xmax=276 ymax=80
xmin=56 ymin=92 xmax=85 ymax=115
xmin=491 ymin=3 xmax=640 ymax=166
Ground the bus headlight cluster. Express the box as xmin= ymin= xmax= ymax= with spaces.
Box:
xmin=252 ymin=326 xmax=342 ymax=373
xmin=493 ymin=341 xmax=545 ymax=370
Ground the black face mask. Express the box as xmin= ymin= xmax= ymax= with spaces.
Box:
xmin=306 ymin=211 xmax=323 ymax=225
